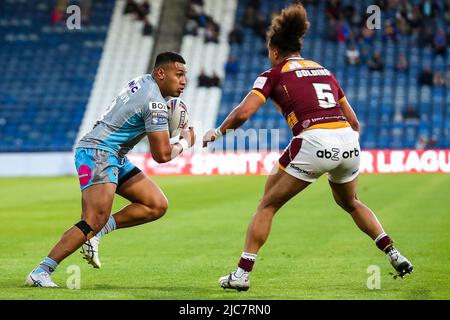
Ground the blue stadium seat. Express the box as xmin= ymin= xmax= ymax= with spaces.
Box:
xmin=0 ymin=0 xmax=113 ymax=152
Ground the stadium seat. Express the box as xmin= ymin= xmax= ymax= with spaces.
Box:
xmin=0 ymin=0 xmax=115 ymax=152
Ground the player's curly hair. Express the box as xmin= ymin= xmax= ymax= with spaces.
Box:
xmin=267 ymin=3 xmax=310 ymax=55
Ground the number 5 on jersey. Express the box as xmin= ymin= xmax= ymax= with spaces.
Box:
xmin=312 ymin=83 xmax=337 ymax=109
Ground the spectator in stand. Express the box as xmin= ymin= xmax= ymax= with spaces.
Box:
xmin=254 ymin=13 xmax=269 ymax=41
xmin=402 ymin=105 xmax=420 ymax=123
xmin=211 ymin=72 xmax=221 ymax=87
xmin=395 ymin=1 xmax=413 ymax=35
xmin=326 ymin=19 xmax=337 ymax=41
xmin=225 ymin=56 xmax=239 ymax=75
xmin=184 ymin=18 xmax=199 ymax=36
xmin=445 ymin=1 xmax=450 ymax=23
xmin=228 ymin=25 xmax=243 ymax=45
xmin=383 ymin=19 xmax=398 ymax=41
xmin=416 ymin=136 xmax=427 ymax=149
xmin=418 ymin=25 xmax=434 ymax=47
xmin=420 ymin=0 xmax=439 ymax=19
xmin=135 ymin=0 xmax=151 ymax=20
xmin=409 ymin=5 xmax=423 ymax=34
xmin=361 ymin=25 xmax=375 ymax=44
xmin=197 ymin=69 xmax=221 ymax=88
xmin=51 ymin=6 xmax=63 ymax=25
xmin=359 ymin=47 xmax=370 ymax=64
xmin=326 ymin=0 xmax=342 ymax=21
xmin=246 ymin=0 xmax=261 ymax=10
xmin=368 ymin=51 xmax=384 ymax=72
xmin=51 ymin=0 xmax=68 ymax=25
xmin=204 ymin=20 xmax=219 ymax=43
xmin=426 ymin=137 xmax=438 ymax=149
xmin=241 ymin=6 xmax=258 ymax=29
xmin=123 ymin=0 xmax=150 ymax=20
xmin=433 ymin=28 xmax=447 ymax=57
xmin=141 ymin=0 xmax=151 ymax=15
xmin=445 ymin=69 xmax=450 ymax=87
xmin=396 ymin=15 xmax=411 ymax=35
xmin=346 ymin=46 xmax=360 ymax=65
xmin=374 ymin=0 xmax=387 ymax=11
xmin=416 ymin=135 xmax=439 ymax=150
xmin=418 ymin=65 xmax=434 ymax=86
xmin=143 ymin=18 xmax=153 ymax=36
xmin=124 ymin=0 xmax=138 ymax=15
xmin=433 ymin=72 xmax=446 ymax=86
xmin=80 ymin=0 xmax=92 ymax=24
xmin=186 ymin=0 xmax=204 ymax=24
xmin=396 ymin=53 xmax=409 ymax=71
xmin=335 ymin=17 xmax=351 ymax=43
xmin=198 ymin=69 xmax=211 ymax=87
xmin=303 ymin=0 xmax=317 ymax=5
xmin=342 ymin=4 xmax=360 ymax=28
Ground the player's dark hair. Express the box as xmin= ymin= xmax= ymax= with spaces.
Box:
xmin=154 ymin=52 xmax=186 ymax=68
xmin=267 ymin=3 xmax=310 ymax=56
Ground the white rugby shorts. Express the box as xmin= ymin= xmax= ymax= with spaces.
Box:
xmin=278 ymin=127 xmax=361 ymax=184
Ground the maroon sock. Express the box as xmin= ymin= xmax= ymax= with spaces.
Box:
xmin=238 ymin=257 xmax=255 ymax=272
xmin=376 ymin=234 xmax=394 ymax=253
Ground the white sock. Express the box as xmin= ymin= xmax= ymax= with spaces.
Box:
xmin=235 ymin=252 xmax=257 ymax=277
xmin=241 ymin=252 xmax=257 ymax=261
xmin=96 ymin=216 xmax=117 ymax=238
xmin=374 ymin=232 xmax=387 ymax=244
xmin=235 ymin=267 xmax=247 ymax=277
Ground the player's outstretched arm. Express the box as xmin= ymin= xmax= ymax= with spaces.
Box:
xmin=202 ymin=92 xmax=265 ymax=147
xmin=340 ymin=98 xmax=360 ymax=134
xmin=147 ymin=127 xmax=195 ymax=163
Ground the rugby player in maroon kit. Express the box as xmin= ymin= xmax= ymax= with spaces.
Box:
xmin=203 ymin=3 xmax=413 ymax=291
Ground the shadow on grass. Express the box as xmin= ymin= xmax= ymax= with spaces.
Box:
xmin=89 ymin=284 xmax=284 ymax=299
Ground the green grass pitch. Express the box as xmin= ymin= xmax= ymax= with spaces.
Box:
xmin=0 ymin=174 xmax=449 ymax=299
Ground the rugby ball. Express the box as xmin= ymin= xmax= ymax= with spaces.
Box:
xmin=167 ymin=98 xmax=189 ymax=137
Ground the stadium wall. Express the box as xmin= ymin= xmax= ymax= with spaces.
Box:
xmin=129 ymin=150 xmax=450 ymax=175
xmin=0 ymin=153 xmax=74 ymax=177
xmin=0 ymin=150 xmax=449 ymax=177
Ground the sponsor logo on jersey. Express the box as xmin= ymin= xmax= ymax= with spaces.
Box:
xmin=287 ymin=112 xmax=299 ymax=129
xmin=151 ymin=112 xmax=167 ymax=118
xmin=316 ymin=148 xmax=340 ymax=161
xmin=78 ymin=164 xmax=92 ymax=187
xmin=289 ymin=163 xmax=312 ymax=175
xmin=149 ymin=102 xmax=167 ymax=110
xmin=282 ymin=60 xmax=324 ymax=73
xmin=127 ymin=80 xmax=141 ymax=94
xmin=342 ymin=148 xmax=360 ymax=158
xmin=302 ymin=120 xmax=311 ymax=128
xmin=253 ymin=76 xmax=267 ymax=89
xmin=119 ymin=91 xmax=130 ymax=104
xmin=316 ymin=148 xmax=360 ymax=161
xmin=151 ymin=110 xmax=168 ymax=125
xmin=151 ymin=117 xmax=168 ymax=125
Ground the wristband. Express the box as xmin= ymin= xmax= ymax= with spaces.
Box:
xmin=178 ymin=138 xmax=189 ymax=150
xmin=214 ymin=127 xmax=223 ymax=137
